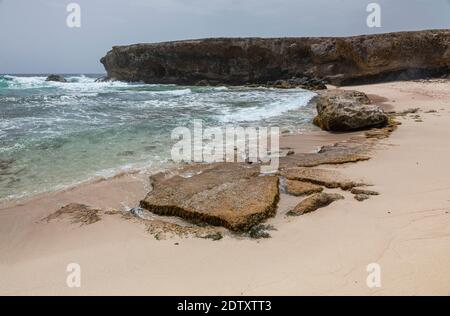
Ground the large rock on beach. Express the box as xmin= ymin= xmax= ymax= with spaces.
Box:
xmin=313 ymin=90 xmax=389 ymax=131
xmin=140 ymin=163 xmax=280 ymax=232
xmin=100 ymin=30 xmax=450 ymax=85
xmin=279 ymin=141 xmax=370 ymax=169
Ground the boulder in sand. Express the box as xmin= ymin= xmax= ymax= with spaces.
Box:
xmin=313 ymin=90 xmax=389 ymax=131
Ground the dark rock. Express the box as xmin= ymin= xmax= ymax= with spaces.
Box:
xmin=287 ymin=193 xmax=344 ymax=216
xmin=267 ymin=76 xmax=327 ymax=90
xmin=248 ymin=224 xmax=276 ymax=239
xmin=100 ymin=30 xmax=450 ymax=86
xmin=46 ymin=74 xmax=67 ymax=83
xmin=313 ymin=90 xmax=389 ymax=131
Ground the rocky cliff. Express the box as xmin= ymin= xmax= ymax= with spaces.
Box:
xmin=101 ymin=30 xmax=450 ymax=86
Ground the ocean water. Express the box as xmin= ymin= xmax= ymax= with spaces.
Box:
xmin=0 ymin=74 xmax=317 ymax=201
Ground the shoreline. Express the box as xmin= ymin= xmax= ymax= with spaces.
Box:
xmin=1 ymin=79 xmax=450 ymax=295
xmin=0 ymin=87 xmax=330 ymax=210
xmin=0 ymin=76 xmax=318 ymax=205
xmin=0 ymin=123 xmax=362 ymax=213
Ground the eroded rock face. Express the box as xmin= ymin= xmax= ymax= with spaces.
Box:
xmin=101 ymin=30 xmax=450 ymax=86
xmin=140 ymin=163 xmax=279 ymax=232
xmin=287 ymin=193 xmax=344 ymax=216
xmin=313 ymin=90 xmax=389 ymax=131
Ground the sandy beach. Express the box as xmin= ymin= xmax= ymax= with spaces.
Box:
xmin=1 ymin=79 xmax=450 ymax=296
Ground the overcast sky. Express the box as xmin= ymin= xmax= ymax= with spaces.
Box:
xmin=0 ymin=0 xmax=449 ymax=74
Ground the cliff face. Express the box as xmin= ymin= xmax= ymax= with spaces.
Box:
xmin=100 ymin=30 xmax=450 ymax=86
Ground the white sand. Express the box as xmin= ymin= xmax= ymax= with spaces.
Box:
xmin=1 ymin=80 xmax=450 ymax=295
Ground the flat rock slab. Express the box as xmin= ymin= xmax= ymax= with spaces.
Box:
xmin=285 ymin=180 xmax=323 ymax=196
xmin=281 ymin=167 xmax=364 ymax=190
xmin=140 ymin=163 xmax=280 ymax=232
xmin=287 ymin=193 xmax=344 ymax=216
xmin=279 ymin=141 xmax=370 ymax=168
xmin=350 ymin=188 xmax=379 ymax=196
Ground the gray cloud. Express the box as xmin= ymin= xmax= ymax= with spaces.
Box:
xmin=0 ymin=0 xmax=449 ymax=74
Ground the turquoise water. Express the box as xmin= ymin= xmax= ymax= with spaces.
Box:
xmin=0 ymin=74 xmax=316 ymax=201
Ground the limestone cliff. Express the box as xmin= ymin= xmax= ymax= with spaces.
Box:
xmin=101 ymin=30 xmax=450 ymax=86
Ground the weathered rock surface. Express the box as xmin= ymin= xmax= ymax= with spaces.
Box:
xmin=44 ymin=203 xmax=101 ymax=225
xmin=287 ymin=193 xmax=344 ymax=216
xmin=101 ymin=30 xmax=450 ymax=86
xmin=281 ymin=167 xmax=364 ymax=190
xmin=46 ymin=74 xmax=67 ymax=83
xmin=313 ymin=90 xmax=389 ymax=131
xmin=285 ymin=179 xmax=323 ymax=196
xmin=140 ymin=163 xmax=279 ymax=232
xmin=350 ymin=188 xmax=379 ymax=196
xmin=279 ymin=141 xmax=370 ymax=168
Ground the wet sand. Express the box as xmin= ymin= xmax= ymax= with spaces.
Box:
xmin=1 ymin=79 xmax=450 ymax=295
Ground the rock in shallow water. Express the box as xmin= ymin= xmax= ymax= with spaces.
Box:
xmin=140 ymin=163 xmax=279 ymax=232
xmin=45 ymin=74 xmax=67 ymax=83
xmin=313 ymin=90 xmax=389 ymax=132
